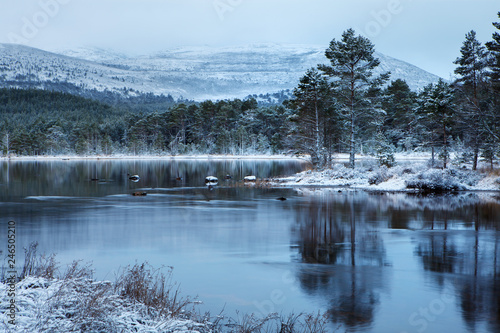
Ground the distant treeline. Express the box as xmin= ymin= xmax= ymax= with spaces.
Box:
xmin=0 ymin=88 xmax=288 ymax=156
xmin=0 ymin=79 xmax=292 ymax=111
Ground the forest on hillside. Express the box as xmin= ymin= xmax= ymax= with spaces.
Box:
xmin=1 ymin=13 xmax=500 ymax=171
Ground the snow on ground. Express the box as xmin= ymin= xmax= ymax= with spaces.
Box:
xmin=0 ymin=154 xmax=303 ymax=161
xmin=0 ymin=277 xmax=209 ymax=333
xmin=271 ymin=160 xmax=500 ymax=192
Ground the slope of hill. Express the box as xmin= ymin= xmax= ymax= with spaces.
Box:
xmin=0 ymin=43 xmax=442 ymax=101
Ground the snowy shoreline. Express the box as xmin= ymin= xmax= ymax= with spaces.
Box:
xmin=0 ymin=152 xmax=430 ymax=162
xmin=0 ymin=154 xmax=308 ymax=161
xmin=269 ymin=160 xmax=500 ymax=193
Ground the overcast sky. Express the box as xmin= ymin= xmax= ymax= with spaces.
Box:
xmin=1 ymin=0 xmax=498 ymax=78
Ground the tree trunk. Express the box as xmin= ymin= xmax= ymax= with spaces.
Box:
xmin=350 ymin=199 xmax=356 ymax=267
xmin=442 ymin=109 xmax=448 ymax=169
xmin=4 ymin=133 xmax=9 ymax=156
xmin=473 ymin=146 xmax=479 ymax=171
xmin=349 ymin=77 xmax=356 ymax=169
xmin=431 ymin=146 xmax=435 ymax=168
xmin=315 ymin=90 xmax=321 ymax=167
xmin=472 ymin=127 xmax=479 ymax=171
xmin=350 ymin=111 xmax=355 ymax=169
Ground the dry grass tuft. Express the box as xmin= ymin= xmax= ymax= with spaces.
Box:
xmin=208 ymin=311 xmax=336 ymax=333
xmin=477 ymin=166 xmax=500 ymax=176
xmin=114 ymin=262 xmax=195 ymax=318
xmin=20 ymin=241 xmax=58 ymax=280
xmin=224 ymin=311 xmax=278 ymax=332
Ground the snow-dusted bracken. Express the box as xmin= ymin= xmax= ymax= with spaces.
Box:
xmin=0 ymin=276 xmax=209 ymax=333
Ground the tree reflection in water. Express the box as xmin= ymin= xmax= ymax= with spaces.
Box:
xmin=414 ymin=202 xmax=500 ymax=333
xmin=292 ymin=191 xmax=388 ymax=330
xmin=292 ymin=190 xmax=500 ymax=331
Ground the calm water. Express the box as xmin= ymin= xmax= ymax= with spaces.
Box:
xmin=1 ymin=159 xmax=499 ymax=333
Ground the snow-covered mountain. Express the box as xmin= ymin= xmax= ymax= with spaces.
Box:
xmin=0 ymin=43 xmax=442 ymax=101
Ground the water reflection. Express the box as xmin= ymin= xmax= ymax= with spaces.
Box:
xmin=0 ymin=158 xmax=306 ymax=198
xmin=294 ymin=193 xmax=387 ymax=267
xmin=414 ymin=227 xmax=500 ymax=332
xmin=292 ymin=191 xmax=388 ymax=330
xmin=0 ymin=159 xmax=307 ymax=200
xmin=291 ymin=190 xmax=500 ymax=332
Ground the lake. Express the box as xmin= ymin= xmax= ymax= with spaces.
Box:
xmin=1 ymin=158 xmax=499 ymax=333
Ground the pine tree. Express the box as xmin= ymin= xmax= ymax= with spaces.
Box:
xmin=453 ymin=30 xmax=489 ymax=170
xmin=485 ymin=12 xmax=500 ymax=166
xmin=374 ymin=131 xmax=396 ymax=167
xmin=486 ymin=12 xmax=500 ymax=91
xmin=420 ymin=80 xmax=455 ymax=168
xmin=455 ymin=31 xmax=488 ymax=91
xmin=169 ymin=104 xmax=189 ymax=147
xmin=382 ymin=79 xmax=419 ymax=151
xmin=319 ymin=29 xmax=390 ymax=168
xmin=287 ymin=68 xmax=332 ymax=167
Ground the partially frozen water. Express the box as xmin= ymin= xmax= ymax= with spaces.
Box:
xmin=1 ymin=159 xmax=499 ymax=333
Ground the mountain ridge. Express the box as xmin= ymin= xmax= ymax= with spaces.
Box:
xmin=0 ymin=43 xmax=442 ymax=101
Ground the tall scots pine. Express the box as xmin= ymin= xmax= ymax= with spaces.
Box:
xmin=420 ymin=80 xmax=455 ymax=169
xmin=453 ymin=30 xmax=488 ymax=170
xmin=319 ymin=29 xmax=390 ymax=168
xmin=486 ymin=12 xmax=500 ymax=91
xmin=484 ymin=12 xmax=500 ymax=166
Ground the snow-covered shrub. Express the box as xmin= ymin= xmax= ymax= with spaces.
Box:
xmin=389 ymin=163 xmax=425 ymax=177
xmin=405 ymin=168 xmax=468 ymax=192
xmin=331 ymin=164 xmax=359 ymax=180
xmin=454 ymin=151 xmax=474 ymax=165
xmin=447 ymin=168 xmax=481 ymax=187
xmin=495 ymin=177 xmax=500 ymax=187
xmin=401 ymin=167 xmax=414 ymax=175
xmin=1 ymin=275 xmax=209 ymax=333
xmin=368 ymin=166 xmax=391 ymax=185
xmin=378 ymin=152 xmax=396 ymax=168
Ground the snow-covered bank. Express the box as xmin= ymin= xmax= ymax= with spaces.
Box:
xmin=0 ymin=276 xmax=209 ymax=333
xmin=0 ymin=255 xmax=211 ymax=333
xmin=0 ymin=152 xmax=429 ymax=162
xmin=0 ymin=154 xmax=305 ymax=161
xmin=271 ymin=162 xmax=500 ymax=192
